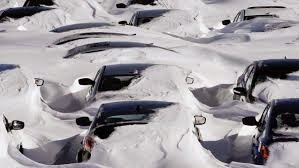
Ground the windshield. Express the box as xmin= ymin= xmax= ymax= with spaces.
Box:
xmin=101 ymin=113 xmax=151 ymax=123
xmin=272 ymin=113 xmax=299 ymax=137
xmin=136 ymin=17 xmax=154 ymax=26
xmin=98 ymin=75 xmax=138 ymax=92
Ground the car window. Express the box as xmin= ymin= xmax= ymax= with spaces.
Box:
xmin=98 ymin=75 xmax=138 ymax=92
xmin=233 ymin=12 xmax=241 ymax=22
xmin=258 ymin=104 xmax=270 ymax=131
xmin=272 ymin=113 xmax=299 ymax=136
xmin=243 ymin=65 xmax=255 ymax=89
xmin=104 ymin=114 xmax=149 ymax=123
xmin=89 ymin=68 xmax=103 ymax=97
xmin=243 ymin=65 xmax=254 ymax=82
xmin=129 ymin=13 xmax=137 ymax=25
xmin=137 ymin=17 xmax=154 ymax=26
xmin=237 ymin=11 xmax=244 ymax=22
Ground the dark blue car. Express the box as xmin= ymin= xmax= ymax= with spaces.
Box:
xmin=242 ymin=98 xmax=299 ymax=164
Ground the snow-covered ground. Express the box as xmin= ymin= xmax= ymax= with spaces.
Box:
xmin=1 ymin=0 xmax=299 ymax=167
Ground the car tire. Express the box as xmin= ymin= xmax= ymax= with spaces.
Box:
xmin=77 ymin=148 xmax=91 ymax=163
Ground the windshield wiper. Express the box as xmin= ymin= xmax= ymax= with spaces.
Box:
xmin=53 ymin=32 xmax=136 ymax=45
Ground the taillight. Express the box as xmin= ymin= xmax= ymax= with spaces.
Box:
xmin=84 ymin=136 xmax=95 ymax=152
xmin=261 ymin=145 xmax=269 ymax=160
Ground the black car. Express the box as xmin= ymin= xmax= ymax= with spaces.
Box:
xmin=233 ymin=59 xmax=299 ymax=103
xmin=222 ymin=6 xmax=286 ymax=25
xmin=75 ymin=100 xmax=206 ymax=162
xmin=242 ymin=98 xmax=299 ymax=164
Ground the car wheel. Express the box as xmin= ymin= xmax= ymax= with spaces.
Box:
xmin=77 ymin=148 xmax=91 ymax=162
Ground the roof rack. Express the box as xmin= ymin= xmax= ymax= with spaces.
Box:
xmin=247 ymin=6 xmax=286 ymax=9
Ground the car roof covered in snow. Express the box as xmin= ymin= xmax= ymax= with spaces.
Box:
xmin=98 ymin=101 xmax=174 ymax=118
xmin=103 ymin=63 xmax=154 ymax=76
xmin=244 ymin=7 xmax=288 ymax=16
xmin=272 ymin=98 xmax=299 ymax=115
xmin=255 ymin=59 xmax=299 ymax=75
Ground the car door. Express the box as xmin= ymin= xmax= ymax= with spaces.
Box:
xmin=244 ymin=65 xmax=256 ymax=102
xmin=86 ymin=66 xmax=105 ymax=102
xmin=252 ymin=105 xmax=270 ymax=155
xmin=233 ymin=12 xmax=241 ymax=23
xmin=237 ymin=64 xmax=254 ymax=101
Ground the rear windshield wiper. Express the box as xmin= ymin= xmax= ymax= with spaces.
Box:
xmin=53 ymin=32 xmax=136 ymax=45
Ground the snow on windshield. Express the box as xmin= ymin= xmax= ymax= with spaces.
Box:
xmin=253 ymin=71 xmax=299 ymax=102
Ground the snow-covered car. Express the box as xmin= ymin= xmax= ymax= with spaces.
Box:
xmin=233 ymin=59 xmax=299 ymax=103
xmin=2 ymin=115 xmax=25 ymax=153
xmin=63 ymin=41 xmax=175 ymax=58
xmin=34 ymin=64 xmax=154 ymax=110
xmin=242 ymin=98 xmax=299 ymax=165
xmin=116 ymin=0 xmax=156 ymax=8
xmin=0 ymin=0 xmax=54 ymax=22
xmin=222 ymin=6 xmax=288 ymax=25
xmin=77 ymin=64 xmax=153 ymax=102
xmin=52 ymin=32 xmax=136 ymax=45
xmin=75 ymin=100 xmax=206 ymax=162
xmin=34 ymin=64 xmax=195 ymax=114
xmin=118 ymin=9 xmax=194 ymax=31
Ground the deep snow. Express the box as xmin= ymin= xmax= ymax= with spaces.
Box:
xmin=1 ymin=0 xmax=299 ymax=167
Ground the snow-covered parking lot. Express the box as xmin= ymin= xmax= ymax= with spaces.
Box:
xmin=1 ymin=0 xmax=299 ymax=167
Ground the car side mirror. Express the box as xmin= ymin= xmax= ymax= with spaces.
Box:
xmin=11 ymin=120 xmax=25 ymax=130
xmin=76 ymin=117 xmax=91 ymax=126
xmin=185 ymin=77 xmax=194 ymax=84
xmin=194 ymin=115 xmax=206 ymax=125
xmin=233 ymin=87 xmax=246 ymax=96
xmin=34 ymin=78 xmax=44 ymax=86
xmin=222 ymin=19 xmax=231 ymax=25
xmin=78 ymin=78 xmax=95 ymax=86
xmin=118 ymin=21 xmax=128 ymax=25
xmin=242 ymin=116 xmax=258 ymax=126
xmin=116 ymin=3 xmax=127 ymax=8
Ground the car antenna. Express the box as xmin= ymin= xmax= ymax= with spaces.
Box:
xmin=285 ymin=56 xmax=287 ymax=59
